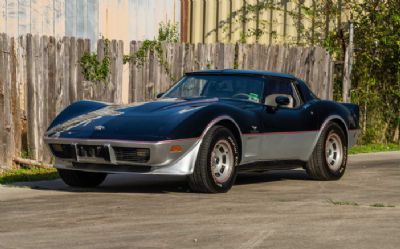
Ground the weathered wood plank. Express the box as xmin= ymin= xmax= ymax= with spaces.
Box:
xmin=162 ymin=42 xmax=170 ymax=92
xmin=55 ymin=36 xmax=64 ymax=114
xmin=69 ymin=37 xmax=78 ymax=102
xmin=40 ymin=36 xmax=50 ymax=162
xmin=35 ymin=34 xmax=44 ymax=161
xmin=76 ymin=39 xmax=85 ymax=100
xmin=63 ymin=37 xmax=70 ymax=105
xmin=17 ymin=35 xmax=28 ymax=163
xmin=116 ymin=40 xmax=124 ymax=103
xmin=128 ymin=41 xmax=135 ymax=103
xmin=26 ymin=34 xmax=37 ymax=160
xmin=0 ymin=34 xmax=5 ymax=168
xmin=1 ymin=34 xmax=14 ymax=165
xmin=14 ymin=36 xmax=25 ymax=159
xmin=47 ymin=36 xmax=57 ymax=123
xmin=109 ymin=40 xmax=117 ymax=102
xmin=82 ymin=39 xmax=92 ymax=100
xmin=3 ymin=34 xmax=13 ymax=166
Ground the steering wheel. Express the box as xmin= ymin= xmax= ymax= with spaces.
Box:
xmin=232 ymin=93 xmax=251 ymax=100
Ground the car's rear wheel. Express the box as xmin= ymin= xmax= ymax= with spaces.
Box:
xmin=305 ymin=122 xmax=347 ymax=180
xmin=188 ymin=125 xmax=239 ymax=193
xmin=57 ymin=169 xmax=107 ymax=187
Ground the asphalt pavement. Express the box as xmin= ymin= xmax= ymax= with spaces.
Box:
xmin=0 ymin=151 xmax=399 ymax=249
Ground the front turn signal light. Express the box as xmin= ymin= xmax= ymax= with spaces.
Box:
xmin=170 ymin=145 xmax=183 ymax=153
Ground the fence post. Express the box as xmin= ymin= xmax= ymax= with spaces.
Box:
xmin=342 ymin=20 xmax=354 ymax=103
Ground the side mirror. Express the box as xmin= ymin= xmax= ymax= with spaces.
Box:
xmin=275 ymin=96 xmax=290 ymax=107
xmin=156 ymin=92 xmax=164 ymax=99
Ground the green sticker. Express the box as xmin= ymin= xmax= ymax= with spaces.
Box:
xmin=249 ymin=93 xmax=259 ymax=102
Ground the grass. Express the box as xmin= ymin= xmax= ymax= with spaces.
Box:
xmin=370 ymin=203 xmax=395 ymax=208
xmin=328 ymin=199 xmax=396 ymax=208
xmin=349 ymin=143 xmax=400 ymax=155
xmin=0 ymin=167 xmax=59 ymax=184
xmin=328 ymin=199 xmax=359 ymax=206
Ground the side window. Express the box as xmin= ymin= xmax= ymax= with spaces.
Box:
xmin=291 ymin=82 xmax=303 ymax=106
xmin=264 ymin=77 xmax=301 ymax=108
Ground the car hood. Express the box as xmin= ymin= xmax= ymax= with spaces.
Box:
xmin=46 ymin=98 xmax=218 ymax=141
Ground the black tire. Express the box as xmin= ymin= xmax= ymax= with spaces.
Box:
xmin=188 ymin=125 xmax=239 ymax=193
xmin=305 ymin=122 xmax=348 ymax=180
xmin=57 ymin=169 xmax=107 ymax=187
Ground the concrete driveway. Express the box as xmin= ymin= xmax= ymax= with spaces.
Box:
xmin=0 ymin=152 xmax=399 ymax=249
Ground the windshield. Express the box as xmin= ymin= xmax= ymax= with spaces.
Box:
xmin=162 ymin=75 xmax=265 ymax=103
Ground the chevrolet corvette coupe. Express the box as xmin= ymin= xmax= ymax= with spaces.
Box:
xmin=44 ymin=70 xmax=359 ymax=193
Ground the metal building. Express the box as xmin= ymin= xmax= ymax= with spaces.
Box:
xmin=180 ymin=0 xmax=346 ymax=45
xmin=0 ymin=0 xmax=180 ymax=50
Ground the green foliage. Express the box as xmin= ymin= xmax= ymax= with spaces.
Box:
xmin=80 ymin=38 xmax=111 ymax=82
xmin=158 ymin=21 xmax=179 ymax=43
xmin=0 ymin=167 xmax=58 ymax=184
xmin=349 ymin=0 xmax=400 ymax=144
xmin=80 ymin=21 xmax=179 ymax=84
xmin=123 ymin=39 xmax=160 ymax=65
xmin=20 ymin=149 xmax=32 ymax=159
xmin=370 ymin=203 xmax=395 ymax=208
xmin=213 ymin=0 xmax=343 ymax=47
xmin=217 ymin=0 xmax=400 ymax=144
xmin=328 ymin=199 xmax=359 ymax=206
xmin=349 ymin=143 xmax=400 ymax=155
xmin=123 ymin=21 xmax=179 ymax=82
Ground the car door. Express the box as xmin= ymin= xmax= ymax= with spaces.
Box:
xmin=257 ymin=77 xmax=316 ymax=161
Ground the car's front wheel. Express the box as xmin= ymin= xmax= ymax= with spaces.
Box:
xmin=188 ymin=125 xmax=239 ymax=193
xmin=58 ymin=169 xmax=107 ymax=187
xmin=305 ymin=122 xmax=347 ymax=180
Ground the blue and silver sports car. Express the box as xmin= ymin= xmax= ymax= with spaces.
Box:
xmin=44 ymin=70 xmax=359 ymax=193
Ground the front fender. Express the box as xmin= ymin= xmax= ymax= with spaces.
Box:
xmin=47 ymin=100 xmax=109 ymax=131
xmin=168 ymin=103 xmax=260 ymax=140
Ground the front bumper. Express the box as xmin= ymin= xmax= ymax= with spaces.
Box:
xmin=44 ymin=137 xmax=201 ymax=175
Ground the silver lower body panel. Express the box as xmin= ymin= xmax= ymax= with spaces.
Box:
xmin=46 ymin=128 xmax=360 ymax=176
xmin=46 ymin=137 xmax=202 ymax=175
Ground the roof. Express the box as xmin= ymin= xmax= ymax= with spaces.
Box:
xmin=185 ymin=69 xmax=296 ymax=79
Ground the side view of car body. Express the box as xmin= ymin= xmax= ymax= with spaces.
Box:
xmin=44 ymin=70 xmax=359 ymax=193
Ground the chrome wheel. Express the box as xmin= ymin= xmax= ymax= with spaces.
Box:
xmin=325 ymin=132 xmax=343 ymax=171
xmin=211 ymin=139 xmax=234 ymax=184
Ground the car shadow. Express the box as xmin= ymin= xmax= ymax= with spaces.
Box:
xmin=236 ymin=169 xmax=310 ymax=185
xmin=8 ymin=169 xmax=311 ymax=194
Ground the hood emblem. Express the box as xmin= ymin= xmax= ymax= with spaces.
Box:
xmin=94 ymin=125 xmax=106 ymax=131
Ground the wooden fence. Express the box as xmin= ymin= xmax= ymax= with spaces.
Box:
xmin=129 ymin=42 xmax=333 ymax=101
xmin=0 ymin=33 xmax=333 ymax=171
xmin=0 ymin=33 xmax=123 ymax=170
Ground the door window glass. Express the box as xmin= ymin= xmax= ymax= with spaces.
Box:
xmin=264 ymin=77 xmax=300 ymax=108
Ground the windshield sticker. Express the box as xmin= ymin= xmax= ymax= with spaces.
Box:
xmin=249 ymin=93 xmax=260 ymax=102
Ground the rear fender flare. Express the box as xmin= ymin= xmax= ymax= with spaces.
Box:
xmin=306 ymin=115 xmax=348 ymax=161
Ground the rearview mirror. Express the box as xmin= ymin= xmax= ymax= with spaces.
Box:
xmin=156 ymin=92 xmax=164 ymax=99
xmin=275 ymin=96 xmax=290 ymax=107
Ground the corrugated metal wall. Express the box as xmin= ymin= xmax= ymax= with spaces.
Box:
xmin=0 ymin=0 xmax=98 ymax=48
xmin=65 ymin=0 xmax=99 ymax=50
xmin=180 ymin=0 xmax=341 ymax=45
xmin=128 ymin=0 xmax=180 ymax=41
xmin=0 ymin=0 xmax=65 ymax=37
xmin=0 ymin=0 xmax=180 ymax=50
